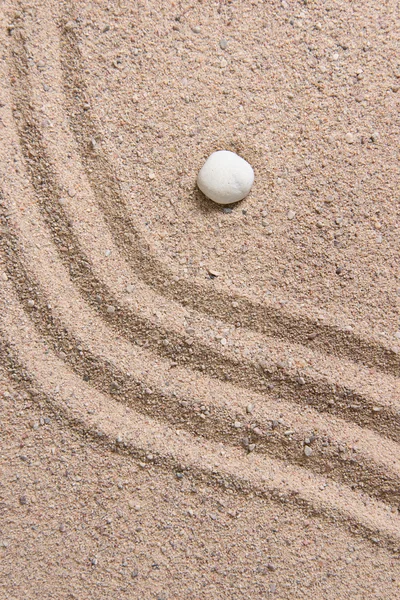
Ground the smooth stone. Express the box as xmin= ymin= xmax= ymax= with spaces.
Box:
xmin=197 ymin=150 xmax=254 ymax=205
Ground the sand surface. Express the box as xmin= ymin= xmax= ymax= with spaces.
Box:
xmin=1 ymin=0 xmax=400 ymax=598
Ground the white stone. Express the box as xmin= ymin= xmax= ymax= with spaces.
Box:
xmin=197 ymin=150 xmax=254 ymax=205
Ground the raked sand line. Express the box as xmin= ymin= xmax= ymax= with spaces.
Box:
xmin=5 ymin=30 xmax=400 ymax=445
xmin=2 ymin=164 xmax=400 ymax=461
xmin=9 ymin=6 xmax=400 ymax=379
xmin=2 ymin=210 xmax=400 ymax=507
xmin=1 ymin=113 xmax=399 ymax=505
xmin=60 ymin=18 xmax=400 ymax=375
xmin=1 ymin=277 xmax=400 ymax=551
xmin=2 ymin=4 xmax=400 ymax=553
xmin=3 ymin=175 xmax=400 ymax=443
xmin=1 ymin=12 xmax=400 ymax=511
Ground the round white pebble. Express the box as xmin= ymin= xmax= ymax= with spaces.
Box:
xmin=197 ymin=150 xmax=254 ymax=205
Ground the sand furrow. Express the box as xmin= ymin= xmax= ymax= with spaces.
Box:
xmin=2 ymin=7 xmax=400 ymax=588
xmin=1 ymin=278 xmax=400 ymax=551
xmin=60 ymin=15 xmax=400 ymax=376
xmin=1 ymin=186 xmax=399 ymax=506
xmin=9 ymin=6 xmax=400 ymax=381
xmin=5 ymin=28 xmax=400 ymax=446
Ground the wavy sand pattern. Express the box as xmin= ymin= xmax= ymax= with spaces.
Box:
xmin=1 ymin=1 xmax=400 ymax=598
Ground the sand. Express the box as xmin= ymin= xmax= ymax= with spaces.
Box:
xmin=0 ymin=0 xmax=399 ymax=598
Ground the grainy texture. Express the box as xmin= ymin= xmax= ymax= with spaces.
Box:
xmin=0 ymin=0 xmax=399 ymax=598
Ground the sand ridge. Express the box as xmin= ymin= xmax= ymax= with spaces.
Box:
xmin=1 ymin=1 xmax=400 ymax=598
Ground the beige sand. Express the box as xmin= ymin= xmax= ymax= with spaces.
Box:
xmin=1 ymin=0 xmax=399 ymax=598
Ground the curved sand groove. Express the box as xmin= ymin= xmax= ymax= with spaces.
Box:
xmin=6 ymin=26 xmax=400 ymax=446
xmin=1 ymin=76 xmax=400 ymax=506
xmin=1 ymin=83 xmax=400 ymax=507
xmin=2 ymin=3 xmax=400 ymax=567
xmin=2 ymin=201 xmax=400 ymax=507
xmin=2 ymin=166 xmax=400 ymax=448
xmin=59 ymin=17 xmax=400 ymax=376
xmin=1 ymin=278 xmax=400 ymax=551
xmin=9 ymin=7 xmax=400 ymax=379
